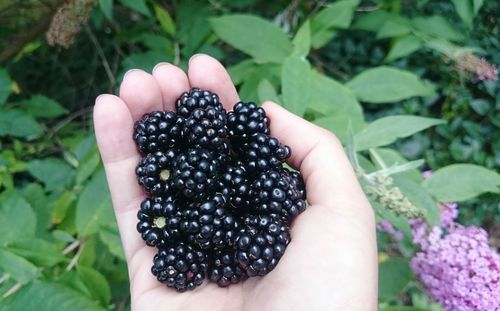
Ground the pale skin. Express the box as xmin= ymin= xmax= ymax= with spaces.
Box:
xmin=93 ymin=54 xmax=378 ymax=311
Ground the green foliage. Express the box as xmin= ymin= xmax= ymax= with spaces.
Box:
xmin=0 ymin=0 xmax=498 ymax=309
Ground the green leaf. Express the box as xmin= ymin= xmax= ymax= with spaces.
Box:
xmin=51 ymin=191 xmax=76 ymax=225
xmin=257 ymin=79 xmax=281 ymax=105
xmin=6 ymin=239 xmax=65 ymax=267
xmin=379 ymin=258 xmax=413 ymax=300
xmin=99 ymin=0 xmax=113 ymax=20
xmin=292 ymin=20 xmax=311 ymax=57
xmin=99 ymin=227 xmax=125 ymax=260
xmin=0 ymin=109 xmax=43 ymax=138
xmin=210 ymin=14 xmax=292 ymax=63
xmin=346 ymin=66 xmax=437 ymax=103
xmin=27 ymin=158 xmax=75 ymax=192
xmin=313 ymin=115 xmax=365 ymax=143
xmin=77 ymin=266 xmax=111 ymax=307
xmin=119 ymin=0 xmax=150 ymax=16
xmin=76 ymin=146 xmax=100 ymax=185
xmin=0 ymin=249 xmax=40 ymax=284
xmin=76 ymin=169 xmax=113 ymax=236
xmin=310 ymin=0 xmax=360 ymax=48
xmin=372 ymin=200 xmax=412 ymax=237
xmin=394 ymin=177 xmax=440 ymax=226
xmin=21 ymin=183 xmax=51 ymax=235
xmin=154 ymin=4 xmax=175 ymax=35
xmin=0 ymin=68 xmax=12 ymax=105
xmin=352 ymin=10 xmax=392 ymax=31
xmin=412 ymin=16 xmax=465 ymax=42
xmin=281 ymin=56 xmax=310 ymax=116
xmin=0 ymin=190 xmax=36 ymax=246
xmin=120 ymin=51 xmax=170 ymax=77
xmin=4 ymin=281 xmax=106 ymax=310
xmin=21 ymin=95 xmax=68 ymax=119
xmin=451 ymin=0 xmax=482 ymax=29
xmin=385 ymin=35 xmax=422 ymax=62
xmin=422 ymin=164 xmax=500 ymax=202
xmin=376 ymin=17 xmax=412 ymax=39
xmin=354 ymin=115 xmax=445 ymax=151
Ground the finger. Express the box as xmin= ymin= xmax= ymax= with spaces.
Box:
xmin=93 ymin=94 xmax=145 ymax=260
xmin=152 ymin=62 xmax=190 ymax=111
xmin=119 ymin=69 xmax=164 ymax=121
xmin=187 ymin=54 xmax=240 ymax=110
xmin=262 ymin=102 xmax=372 ymax=219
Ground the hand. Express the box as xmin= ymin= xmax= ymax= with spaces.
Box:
xmin=93 ymin=54 xmax=377 ymax=311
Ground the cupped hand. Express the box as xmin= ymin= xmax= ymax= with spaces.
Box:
xmin=93 ymin=54 xmax=377 ymax=311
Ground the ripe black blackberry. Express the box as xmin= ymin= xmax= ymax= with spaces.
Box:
xmin=133 ymin=111 xmax=184 ymax=155
xmin=235 ymin=215 xmax=290 ymax=277
xmin=249 ymin=168 xmax=306 ymax=222
xmin=172 ymin=148 xmax=221 ymax=201
xmin=151 ymin=243 xmax=208 ymax=292
xmin=136 ymin=196 xmax=183 ymax=248
xmin=183 ymin=105 xmax=228 ymax=152
xmin=227 ymin=102 xmax=269 ymax=138
xmin=180 ymin=194 xmax=239 ymax=250
xmin=136 ymin=150 xmax=177 ymax=196
xmin=208 ymin=249 xmax=247 ymax=287
xmin=236 ymin=133 xmax=291 ymax=173
xmin=218 ymin=162 xmax=251 ymax=209
xmin=176 ymin=88 xmax=224 ymax=118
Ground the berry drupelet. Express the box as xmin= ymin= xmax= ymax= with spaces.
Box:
xmin=172 ymin=148 xmax=221 ymax=202
xmin=235 ymin=214 xmax=290 ymax=277
xmin=137 ymin=196 xmax=183 ymax=248
xmin=249 ymin=168 xmax=306 ymax=222
xmin=133 ymin=111 xmax=184 ymax=155
xmin=135 ymin=150 xmax=177 ymax=196
xmin=151 ymin=243 xmax=208 ymax=292
xmin=208 ymin=248 xmax=247 ymax=287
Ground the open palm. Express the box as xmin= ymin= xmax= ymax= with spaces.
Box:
xmin=93 ymin=54 xmax=377 ymax=311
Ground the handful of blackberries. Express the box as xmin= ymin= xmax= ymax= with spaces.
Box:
xmin=133 ymin=88 xmax=307 ymax=292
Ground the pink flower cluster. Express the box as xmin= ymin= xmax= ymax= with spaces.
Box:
xmin=377 ymin=219 xmax=404 ymax=241
xmin=456 ymin=52 xmax=499 ymax=81
xmin=409 ymin=198 xmax=500 ymax=310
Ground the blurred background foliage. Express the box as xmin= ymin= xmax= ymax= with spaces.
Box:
xmin=0 ymin=0 xmax=498 ymax=310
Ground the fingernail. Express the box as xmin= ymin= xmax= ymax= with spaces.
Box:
xmin=152 ymin=62 xmax=171 ymax=73
xmin=124 ymin=68 xmax=141 ymax=78
xmin=188 ymin=53 xmax=205 ymax=66
xmin=95 ymin=94 xmax=107 ymax=104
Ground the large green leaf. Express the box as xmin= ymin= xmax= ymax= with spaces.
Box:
xmin=0 ymin=190 xmax=36 ymax=246
xmin=379 ymin=258 xmax=413 ymax=300
xmin=99 ymin=227 xmax=125 ymax=260
xmin=99 ymin=0 xmax=113 ymax=20
xmin=0 ymin=109 xmax=43 ymax=138
xmin=394 ymin=177 xmax=440 ymax=226
xmin=346 ymin=67 xmax=436 ymax=104
xmin=154 ymin=4 xmax=175 ymax=35
xmin=76 ymin=146 xmax=100 ymax=185
xmin=77 ymin=266 xmax=111 ymax=307
xmin=76 ymin=169 xmax=113 ymax=236
xmin=352 ymin=10 xmax=393 ymax=31
xmin=451 ymin=0 xmax=484 ymax=29
xmin=377 ymin=19 xmax=412 ymax=39
xmin=281 ymin=56 xmax=310 ymax=116
xmin=371 ymin=148 xmax=422 ymax=182
xmin=4 ymin=281 xmax=106 ymax=310
xmin=27 ymin=158 xmax=75 ymax=192
xmin=354 ymin=116 xmax=445 ymax=151
xmin=21 ymin=95 xmax=68 ymax=119
xmin=310 ymin=0 xmax=360 ymax=48
xmin=412 ymin=16 xmax=465 ymax=42
xmin=0 ymin=68 xmax=11 ymax=105
xmin=257 ymin=79 xmax=281 ymax=105
xmin=7 ymin=239 xmax=65 ymax=267
xmin=422 ymin=164 xmax=500 ymax=202
xmin=385 ymin=35 xmax=422 ymax=63
xmin=313 ymin=115 xmax=365 ymax=143
xmin=292 ymin=20 xmax=311 ymax=57
xmin=210 ymin=14 xmax=292 ymax=63
xmin=119 ymin=0 xmax=150 ymax=16
xmin=0 ymin=249 xmax=40 ymax=284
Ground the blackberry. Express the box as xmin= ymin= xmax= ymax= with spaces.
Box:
xmin=175 ymin=88 xmax=224 ymax=118
xmin=235 ymin=215 xmax=290 ymax=277
xmin=208 ymin=249 xmax=247 ymax=287
xmin=136 ymin=150 xmax=176 ymax=196
xmin=227 ymin=102 xmax=269 ymax=138
xmin=183 ymin=105 xmax=228 ymax=152
xmin=151 ymin=243 xmax=208 ymax=292
xmin=218 ymin=162 xmax=251 ymax=209
xmin=136 ymin=196 xmax=183 ymax=248
xmin=181 ymin=194 xmax=239 ymax=250
xmin=249 ymin=168 xmax=306 ymax=222
xmin=172 ymin=148 xmax=221 ymax=201
xmin=237 ymin=133 xmax=291 ymax=173
xmin=133 ymin=111 xmax=183 ymax=155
